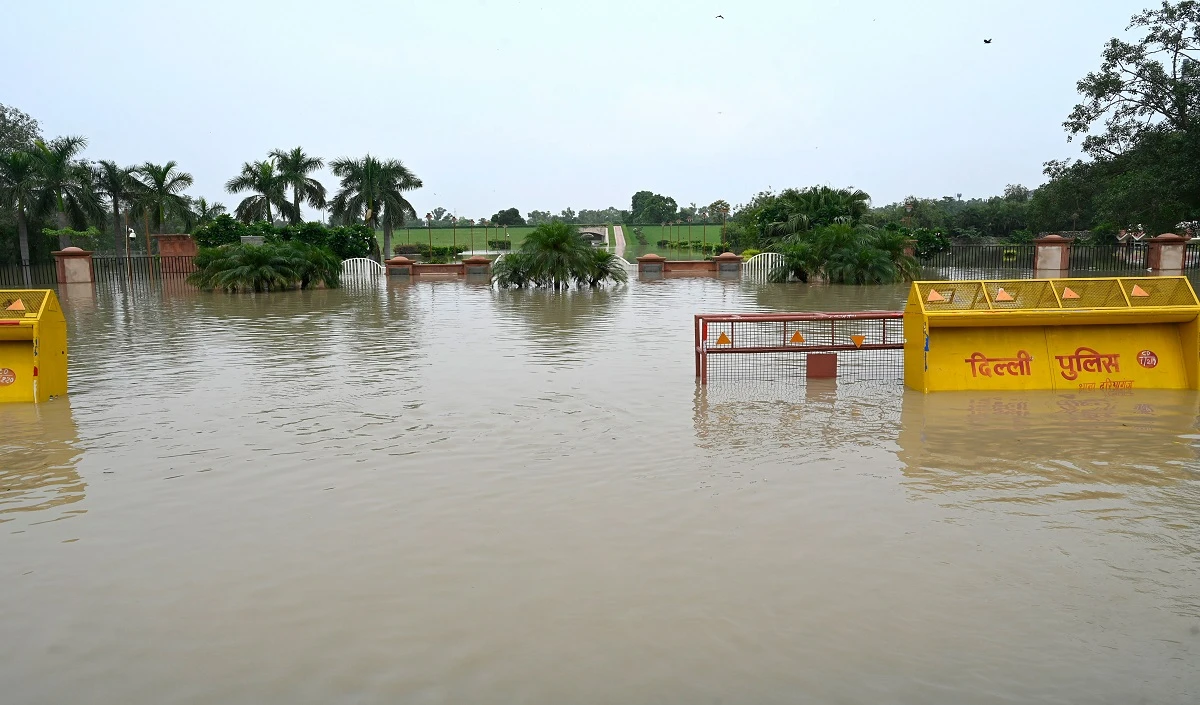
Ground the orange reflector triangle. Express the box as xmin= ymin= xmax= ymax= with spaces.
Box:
xmin=1062 ymin=287 xmax=1080 ymax=300
xmin=789 ymin=331 xmax=805 ymax=344
xmin=926 ymin=289 xmax=945 ymax=303
xmin=994 ymin=288 xmax=1013 ymax=302
xmin=716 ymin=332 xmax=731 ymax=345
xmin=1131 ymin=285 xmax=1150 ymax=297
xmin=5 ymin=299 xmax=25 ymax=312
xmin=851 ymin=335 xmax=866 ymax=348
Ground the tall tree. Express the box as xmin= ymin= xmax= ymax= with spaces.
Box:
xmin=329 ymin=155 xmax=422 ymax=260
xmin=226 ymin=160 xmax=297 ymax=224
xmin=0 ymin=103 xmax=41 ymax=154
xmin=191 ymin=197 xmax=227 ymax=226
xmin=270 ymin=147 xmax=326 ymax=223
xmin=133 ymin=161 xmax=194 ymax=236
xmin=1066 ymin=0 xmax=1200 ymax=158
xmin=0 ymin=150 xmax=40 ymax=283
xmin=31 ymin=135 xmax=102 ymax=249
xmin=94 ymin=160 xmax=135 ymax=256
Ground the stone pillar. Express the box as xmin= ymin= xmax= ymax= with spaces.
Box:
xmin=52 ymin=247 xmax=95 ymax=284
xmin=385 ymin=256 xmax=414 ymax=277
xmin=1147 ymin=233 xmax=1188 ymax=275
xmin=713 ymin=251 xmax=744 ymax=274
xmin=1034 ymin=234 xmax=1071 ymax=279
xmin=637 ymin=253 xmax=665 ymax=274
xmin=463 ymin=256 xmax=492 ymax=276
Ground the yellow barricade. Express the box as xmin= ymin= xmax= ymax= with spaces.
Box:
xmin=0 ymin=290 xmax=68 ymax=403
xmin=903 ymin=277 xmax=1200 ymax=392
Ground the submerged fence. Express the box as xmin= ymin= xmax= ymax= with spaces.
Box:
xmin=695 ymin=311 xmax=904 ymax=384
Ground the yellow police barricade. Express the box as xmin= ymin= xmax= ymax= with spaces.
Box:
xmin=0 ymin=290 xmax=68 ymax=403
xmin=903 ymin=277 xmax=1200 ymax=392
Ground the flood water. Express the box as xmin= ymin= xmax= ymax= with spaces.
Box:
xmin=2 ymin=276 xmax=1199 ymax=704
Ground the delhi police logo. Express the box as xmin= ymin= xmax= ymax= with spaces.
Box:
xmin=1137 ymin=350 xmax=1159 ymax=369
xmin=0 ymin=368 xmax=15 ymax=386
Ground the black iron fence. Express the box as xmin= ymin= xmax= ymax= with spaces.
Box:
xmin=93 ymin=255 xmax=196 ymax=282
xmin=920 ymin=244 xmax=1035 ymax=269
xmin=0 ymin=263 xmax=58 ymax=288
xmin=1069 ymin=244 xmax=1148 ymax=272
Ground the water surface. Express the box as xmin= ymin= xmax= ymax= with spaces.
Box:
xmin=1 ymin=277 xmax=1198 ymax=704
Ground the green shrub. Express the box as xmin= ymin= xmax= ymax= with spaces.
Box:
xmin=486 ymin=240 xmax=512 ymax=250
xmin=913 ymin=228 xmax=950 ymax=259
xmin=741 ymin=248 xmax=762 ymax=258
xmin=192 ymin=214 xmax=246 ymax=248
xmin=187 ymin=242 xmax=341 ymax=292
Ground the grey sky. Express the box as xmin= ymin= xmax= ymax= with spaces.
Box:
xmin=3 ymin=0 xmax=1143 ymax=220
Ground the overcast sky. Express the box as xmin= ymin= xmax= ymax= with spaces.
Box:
xmin=3 ymin=0 xmax=1144 ymax=220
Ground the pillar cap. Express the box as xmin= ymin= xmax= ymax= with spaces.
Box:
xmin=1151 ymin=232 xmax=1187 ymax=242
xmin=636 ymin=253 xmax=665 ymax=261
xmin=386 ymin=256 xmax=412 ymax=265
xmin=52 ymin=247 xmax=92 ymax=256
xmin=462 ymin=256 xmax=491 ymax=264
xmin=714 ymin=251 xmax=743 ymax=260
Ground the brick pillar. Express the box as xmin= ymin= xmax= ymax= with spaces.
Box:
xmin=637 ymin=253 xmax=665 ymax=274
xmin=1147 ymin=233 xmax=1187 ymax=275
xmin=713 ymin=251 xmax=744 ymax=274
xmin=52 ymin=247 xmax=95 ymax=284
xmin=385 ymin=256 xmax=414 ymax=277
xmin=150 ymin=234 xmax=198 ymax=274
xmin=1034 ymin=234 xmax=1071 ymax=279
xmin=463 ymin=256 xmax=492 ymax=276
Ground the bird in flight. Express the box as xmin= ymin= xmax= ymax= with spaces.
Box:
xmin=983 ymin=38 xmax=992 ymax=44
xmin=715 ymin=14 xmax=724 ymax=19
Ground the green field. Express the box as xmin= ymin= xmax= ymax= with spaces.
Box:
xmin=380 ymin=226 xmax=538 ymax=254
xmin=623 ymin=224 xmax=726 ymax=248
xmin=380 ymin=224 xmax=621 ymax=255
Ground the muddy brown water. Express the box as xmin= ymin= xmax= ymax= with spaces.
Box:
xmin=1 ymin=277 xmax=1198 ymax=704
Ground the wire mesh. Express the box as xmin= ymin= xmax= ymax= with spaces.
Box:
xmin=698 ymin=313 xmax=904 ymax=384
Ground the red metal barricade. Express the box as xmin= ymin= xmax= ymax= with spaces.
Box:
xmin=694 ymin=311 xmax=905 ymax=384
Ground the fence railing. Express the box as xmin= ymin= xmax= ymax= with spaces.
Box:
xmin=920 ymin=245 xmax=1035 ymax=269
xmin=92 ymin=255 xmax=196 ymax=282
xmin=0 ymin=263 xmax=57 ymax=288
xmin=1068 ymin=244 xmax=1149 ymax=272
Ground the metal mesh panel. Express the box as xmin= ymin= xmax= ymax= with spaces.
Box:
xmin=983 ymin=280 xmax=1059 ymax=309
xmin=0 ymin=291 xmax=48 ymax=319
xmin=704 ymin=316 xmax=903 ymax=350
xmin=698 ymin=313 xmax=904 ymax=384
xmin=704 ymin=348 xmax=904 ymax=384
xmin=1120 ymin=277 xmax=1198 ymax=307
xmin=1049 ymin=278 xmax=1128 ymax=309
xmin=915 ymin=282 xmax=990 ymax=311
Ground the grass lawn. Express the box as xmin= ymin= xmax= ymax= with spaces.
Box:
xmin=625 ymin=224 xmax=727 ymax=248
xmin=379 ymin=226 xmax=537 ymax=254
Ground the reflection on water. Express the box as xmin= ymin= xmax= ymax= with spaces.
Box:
xmin=2 ymin=278 xmax=1199 ymax=704
xmin=0 ymin=399 xmax=84 ymax=526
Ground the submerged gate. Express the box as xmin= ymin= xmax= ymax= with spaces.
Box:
xmin=695 ymin=311 xmax=904 ymax=384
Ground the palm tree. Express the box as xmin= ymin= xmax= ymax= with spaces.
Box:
xmin=329 ymin=155 xmax=422 ymax=260
xmin=226 ymin=160 xmax=297 ymax=224
xmin=492 ymin=222 xmax=623 ymax=290
xmin=133 ymin=161 xmax=195 ymax=239
xmin=270 ymin=147 xmax=326 ymax=223
xmin=94 ymin=160 xmax=135 ymax=256
xmin=0 ymin=151 xmax=40 ymax=284
xmin=31 ymin=136 xmax=103 ymax=249
xmin=191 ymin=197 xmax=227 ymax=226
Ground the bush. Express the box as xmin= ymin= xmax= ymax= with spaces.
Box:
xmin=913 ymin=228 xmax=950 ymax=259
xmin=486 ymin=240 xmax=512 ymax=250
xmin=187 ymin=242 xmax=341 ymax=292
xmin=740 ymin=248 xmax=762 ymax=258
xmin=393 ymin=243 xmax=422 ymax=255
xmin=192 ymin=214 xmax=245 ymax=248
xmin=656 ymin=239 xmax=672 ymax=247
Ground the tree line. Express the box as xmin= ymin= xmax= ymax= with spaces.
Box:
xmin=0 ymin=104 xmax=422 ymax=267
